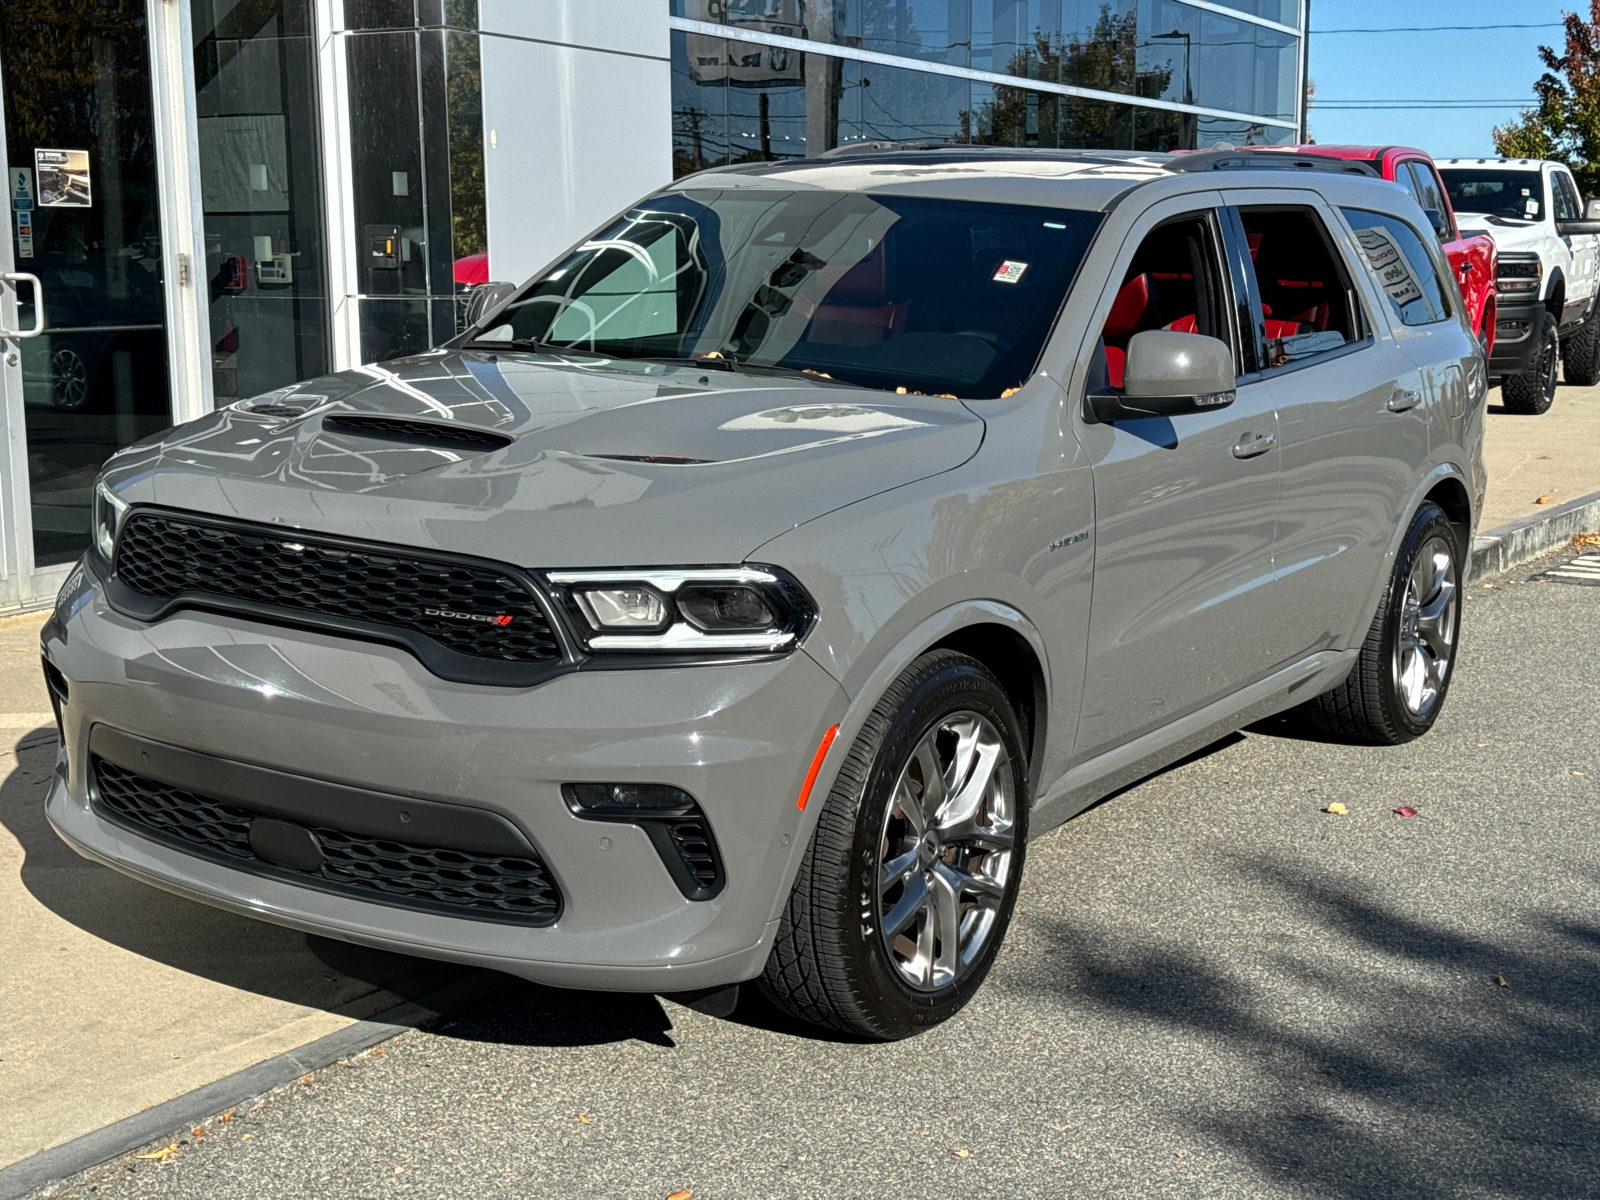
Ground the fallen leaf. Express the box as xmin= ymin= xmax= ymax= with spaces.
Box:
xmin=1393 ymin=806 xmax=1418 ymax=818
xmin=1573 ymin=771 xmax=1585 ymax=777
xmin=896 ymin=386 xmax=908 ymax=394
xmin=134 ymin=1144 xmax=177 ymax=1162
xmin=1324 ymin=802 xmax=1348 ymax=816
xmin=218 ymin=1109 xmax=235 ymax=1124
xmin=920 ymin=1131 xmax=931 ymax=1136
xmin=191 ymin=1128 xmax=205 ymax=1139
xmin=666 ymin=1191 xmax=693 ymax=1200
xmin=952 ymin=1147 xmax=973 ymax=1159
xmin=1572 ymin=531 xmax=1600 ymax=548
xmin=240 ymin=1134 xmax=252 ymax=1140
xmin=578 ymin=1113 xmax=592 ymax=1124
xmin=1493 ymin=974 xmax=1510 ymax=988
xmin=1534 ymin=494 xmax=1553 ymax=505
xmin=1000 ymin=386 xmax=1021 ymax=397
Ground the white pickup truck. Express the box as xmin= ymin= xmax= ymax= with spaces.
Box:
xmin=1437 ymin=157 xmax=1600 ymax=413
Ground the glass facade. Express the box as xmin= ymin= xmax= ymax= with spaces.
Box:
xmin=192 ymin=0 xmax=329 ymax=408
xmin=670 ymin=0 xmax=1300 ymax=174
xmin=339 ymin=0 xmax=484 ymax=364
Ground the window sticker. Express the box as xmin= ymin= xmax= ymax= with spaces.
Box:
xmin=35 ymin=149 xmax=91 ymax=207
xmin=992 ymin=260 xmax=1029 ymax=284
xmin=1354 ymin=227 xmax=1424 ymax=309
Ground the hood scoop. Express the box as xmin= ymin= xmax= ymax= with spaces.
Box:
xmin=322 ymin=414 xmax=515 ymax=454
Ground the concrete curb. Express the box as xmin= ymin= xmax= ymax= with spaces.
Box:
xmin=1472 ymin=486 xmax=1600 ymax=581
xmin=0 ymin=969 xmax=511 ymax=1200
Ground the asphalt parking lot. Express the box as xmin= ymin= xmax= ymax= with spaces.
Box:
xmin=29 ymin=544 xmax=1597 ymax=1200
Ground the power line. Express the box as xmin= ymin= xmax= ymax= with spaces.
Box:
xmin=1312 ymin=22 xmax=1563 ymax=33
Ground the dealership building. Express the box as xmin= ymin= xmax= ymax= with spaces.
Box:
xmin=0 ymin=0 xmax=1307 ymax=612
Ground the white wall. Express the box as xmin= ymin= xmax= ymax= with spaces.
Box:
xmin=479 ymin=0 xmax=673 ymax=284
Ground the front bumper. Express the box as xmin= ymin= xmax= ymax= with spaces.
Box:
xmin=1488 ymin=299 xmax=1548 ymax=378
xmin=41 ymin=576 xmax=848 ymax=992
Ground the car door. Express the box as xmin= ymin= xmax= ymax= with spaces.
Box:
xmin=1553 ymin=169 xmax=1598 ymax=317
xmin=1070 ymin=200 xmax=1281 ymax=764
xmin=1226 ymin=192 xmax=1432 ymax=659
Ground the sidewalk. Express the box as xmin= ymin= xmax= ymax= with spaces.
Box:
xmin=1481 ymin=377 xmax=1600 ymax=530
xmin=0 ymin=611 xmax=462 ymax=1169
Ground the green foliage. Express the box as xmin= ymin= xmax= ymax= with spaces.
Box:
xmin=1494 ymin=1 xmax=1600 ymax=195
xmin=447 ymin=32 xmax=486 ymax=258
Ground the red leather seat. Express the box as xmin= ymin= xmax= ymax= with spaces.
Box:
xmin=1102 ymin=274 xmax=1152 ymax=388
xmin=807 ymin=245 xmax=908 ymax=347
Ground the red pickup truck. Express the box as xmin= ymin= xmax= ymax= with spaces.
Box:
xmin=1240 ymin=145 xmax=1498 ymax=355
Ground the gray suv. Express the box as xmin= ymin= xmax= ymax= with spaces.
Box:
xmin=43 ymin=149 xmax=1485 ymax=1040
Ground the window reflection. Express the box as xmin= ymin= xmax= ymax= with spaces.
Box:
xmin=672 ymin=0 xmax=1299 ymax=174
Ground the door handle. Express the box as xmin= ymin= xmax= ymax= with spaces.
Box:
xmin=1388 ymin=387 xmax=1423 ymax=413
xmin=0 ymin=272 xmax=45 ymax=338
xmin=1232 ymin=431 xmax=1275 ymax=459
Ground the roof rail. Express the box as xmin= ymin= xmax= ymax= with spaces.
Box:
xmin=817 ymin=140 xmax=955 ymax=157
xmin=1165 ymin=150 xmax=1381 ymax=177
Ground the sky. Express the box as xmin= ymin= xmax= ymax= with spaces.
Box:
xmin=1306 ymin=0 xmax=1582 ymax=158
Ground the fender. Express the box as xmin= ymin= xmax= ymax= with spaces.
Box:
xmin=1343 ymin=461 xmax=1476 ymax=649
xmin=763 ymin=599 xmax=1054 ymax=930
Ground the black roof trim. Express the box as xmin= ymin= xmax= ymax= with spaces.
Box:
xmin=1164 ymin=150 xmax=1381 ymax=177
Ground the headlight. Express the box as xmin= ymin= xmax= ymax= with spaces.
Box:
xmin=93 ymin=479 xmax=129 ymax=562
xmin=544 ymin=566 xmax=815 ymax=654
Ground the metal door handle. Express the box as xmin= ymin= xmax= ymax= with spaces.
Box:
xmin=1388 ymin=387 xmax=1423 ymax=413
xmin=0 ymin=272 xmax=45 ymax=338
xmin=1232 ymin=431 xmax=1275 ymax=458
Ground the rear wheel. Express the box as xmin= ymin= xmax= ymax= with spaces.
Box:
xmin=760 ymin=650 xmax=1027 ymax=1040
xmin=1303 ymin=502 xmax=1462 ymax=745
xmin=1562 ymin=306 xmax=1600 ymax=386
xmin=1502 ymin=312 xmax=1559 ymax=414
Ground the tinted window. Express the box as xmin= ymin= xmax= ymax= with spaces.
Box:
xmin=1554 ymin=172 xmax=1581 ymax=219
xmin=1404 ymin=162 xmax=1451 ymax=240
xmin=1341 ymin=208 xmax=1452 ymax=327
xmin=478 ymin=191 xmax=1102 ymax=399
xmin=1236 ymin=207 xmax=1362 ymax=367
xmin=1437 ymin=168 xmax=1545 ymax=221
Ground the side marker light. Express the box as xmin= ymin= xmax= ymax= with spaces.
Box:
xmin=797 ymin=725 xmax=841 ymax=811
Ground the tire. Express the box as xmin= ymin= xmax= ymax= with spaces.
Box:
xmin=1501 ymin=311 xmax=1559 ymax=414
xmin=759 ymin=650 xmax=1029 ymax=1040
xmin=1303 ymin=502 xmax=1462 ymax=745
xmin=1562 ymin=305 xmax=1600 ymax=386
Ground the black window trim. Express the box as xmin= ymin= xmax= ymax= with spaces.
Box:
xmin=1224 ymin=202 xmax=1372 ymax=377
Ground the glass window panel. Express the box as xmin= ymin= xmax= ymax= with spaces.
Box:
xmin=673 ymin=29 xmax=731 ymax=174
xmin=193 ymin=0 xmax=331 ymax=407
xmin=1200 ymin=0 xmax=1299 ymax=26
xmin=2 ymin=0 xmax=172 ymax=565
xmin=1341 ymin=208 xmax=1452 ymax=328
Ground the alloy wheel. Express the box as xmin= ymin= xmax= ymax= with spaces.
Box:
xmin=50 ymin=347 xmax=89 ymax=411
xmin=875 ymin=711 xmax=1017 ymax=992
xmin=1539 ymin=326 xmax=1559 ymax=402
xmin=1393 ymin=535 xmax=1457 ymax=719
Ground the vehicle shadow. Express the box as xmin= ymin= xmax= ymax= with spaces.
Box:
xmin=1012 ymin=851 xmax=1600 ymax=1199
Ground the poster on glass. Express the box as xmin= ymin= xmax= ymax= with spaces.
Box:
xmin=35 ymin=148 xmax=92 ymax=207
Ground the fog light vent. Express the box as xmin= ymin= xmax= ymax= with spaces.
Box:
xmin=563 ymin=783 xmax=725 ymax=900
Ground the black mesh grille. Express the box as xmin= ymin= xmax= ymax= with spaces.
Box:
xmin=113 ymin=512 xmax=560 ymax=664
xmin=93 ymin=758 xmax=561 ymax=924
xmin=323 ymin=414 xmax=514 ymax=452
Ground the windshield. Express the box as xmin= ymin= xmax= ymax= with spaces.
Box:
xmin=1437 ymin=169 xmax=1546 ymax=221
xmin=473 ymin=190 xmax=1103 ymax=399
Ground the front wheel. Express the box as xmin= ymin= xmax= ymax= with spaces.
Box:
xmin=1501 ymin=312 xmax=1559 ymax=414
xmin=1303 ymin=502 xmax=1462 ymax=744
xmin=760 ymin=650 xmax=1028 ymax=1040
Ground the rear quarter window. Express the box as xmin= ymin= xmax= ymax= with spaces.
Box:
xmin=1340 ymin=209 xmax=1453 ymax=328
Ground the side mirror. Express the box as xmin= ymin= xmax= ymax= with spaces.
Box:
xmin=1585 ymin=198 xmax=1600 ymax=220
xmin=464 ymin=280 xmax=518 ymax=327
xmin=1090 ymin=330 xmax=1236 ymax=423
xmin=1422 ymin=207 xmax=1451 ymax=241
xmin=1556 ymin=218 xmax=1600 ymax=236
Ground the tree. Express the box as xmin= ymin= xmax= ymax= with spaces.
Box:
xmin=1494 ymin=1 xmax=1600 ymax=194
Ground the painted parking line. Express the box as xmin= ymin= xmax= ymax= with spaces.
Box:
xmin=1535 ymin=551 xmax=1600 ymax=586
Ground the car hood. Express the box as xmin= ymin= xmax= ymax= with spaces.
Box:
xmin=1454 ymin=213 xmax=1544 ymax=255
xmin=102 ymin=349 xmax=985 ymax=568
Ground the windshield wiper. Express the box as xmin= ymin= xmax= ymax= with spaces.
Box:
xmin=621 ymin=354 xmax=846 ymax=384
xmin=462 ymin=337 xmax=608 ymax=358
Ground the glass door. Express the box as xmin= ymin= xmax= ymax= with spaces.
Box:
xmin=0 ymin=0 xmax=172 ymax=594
